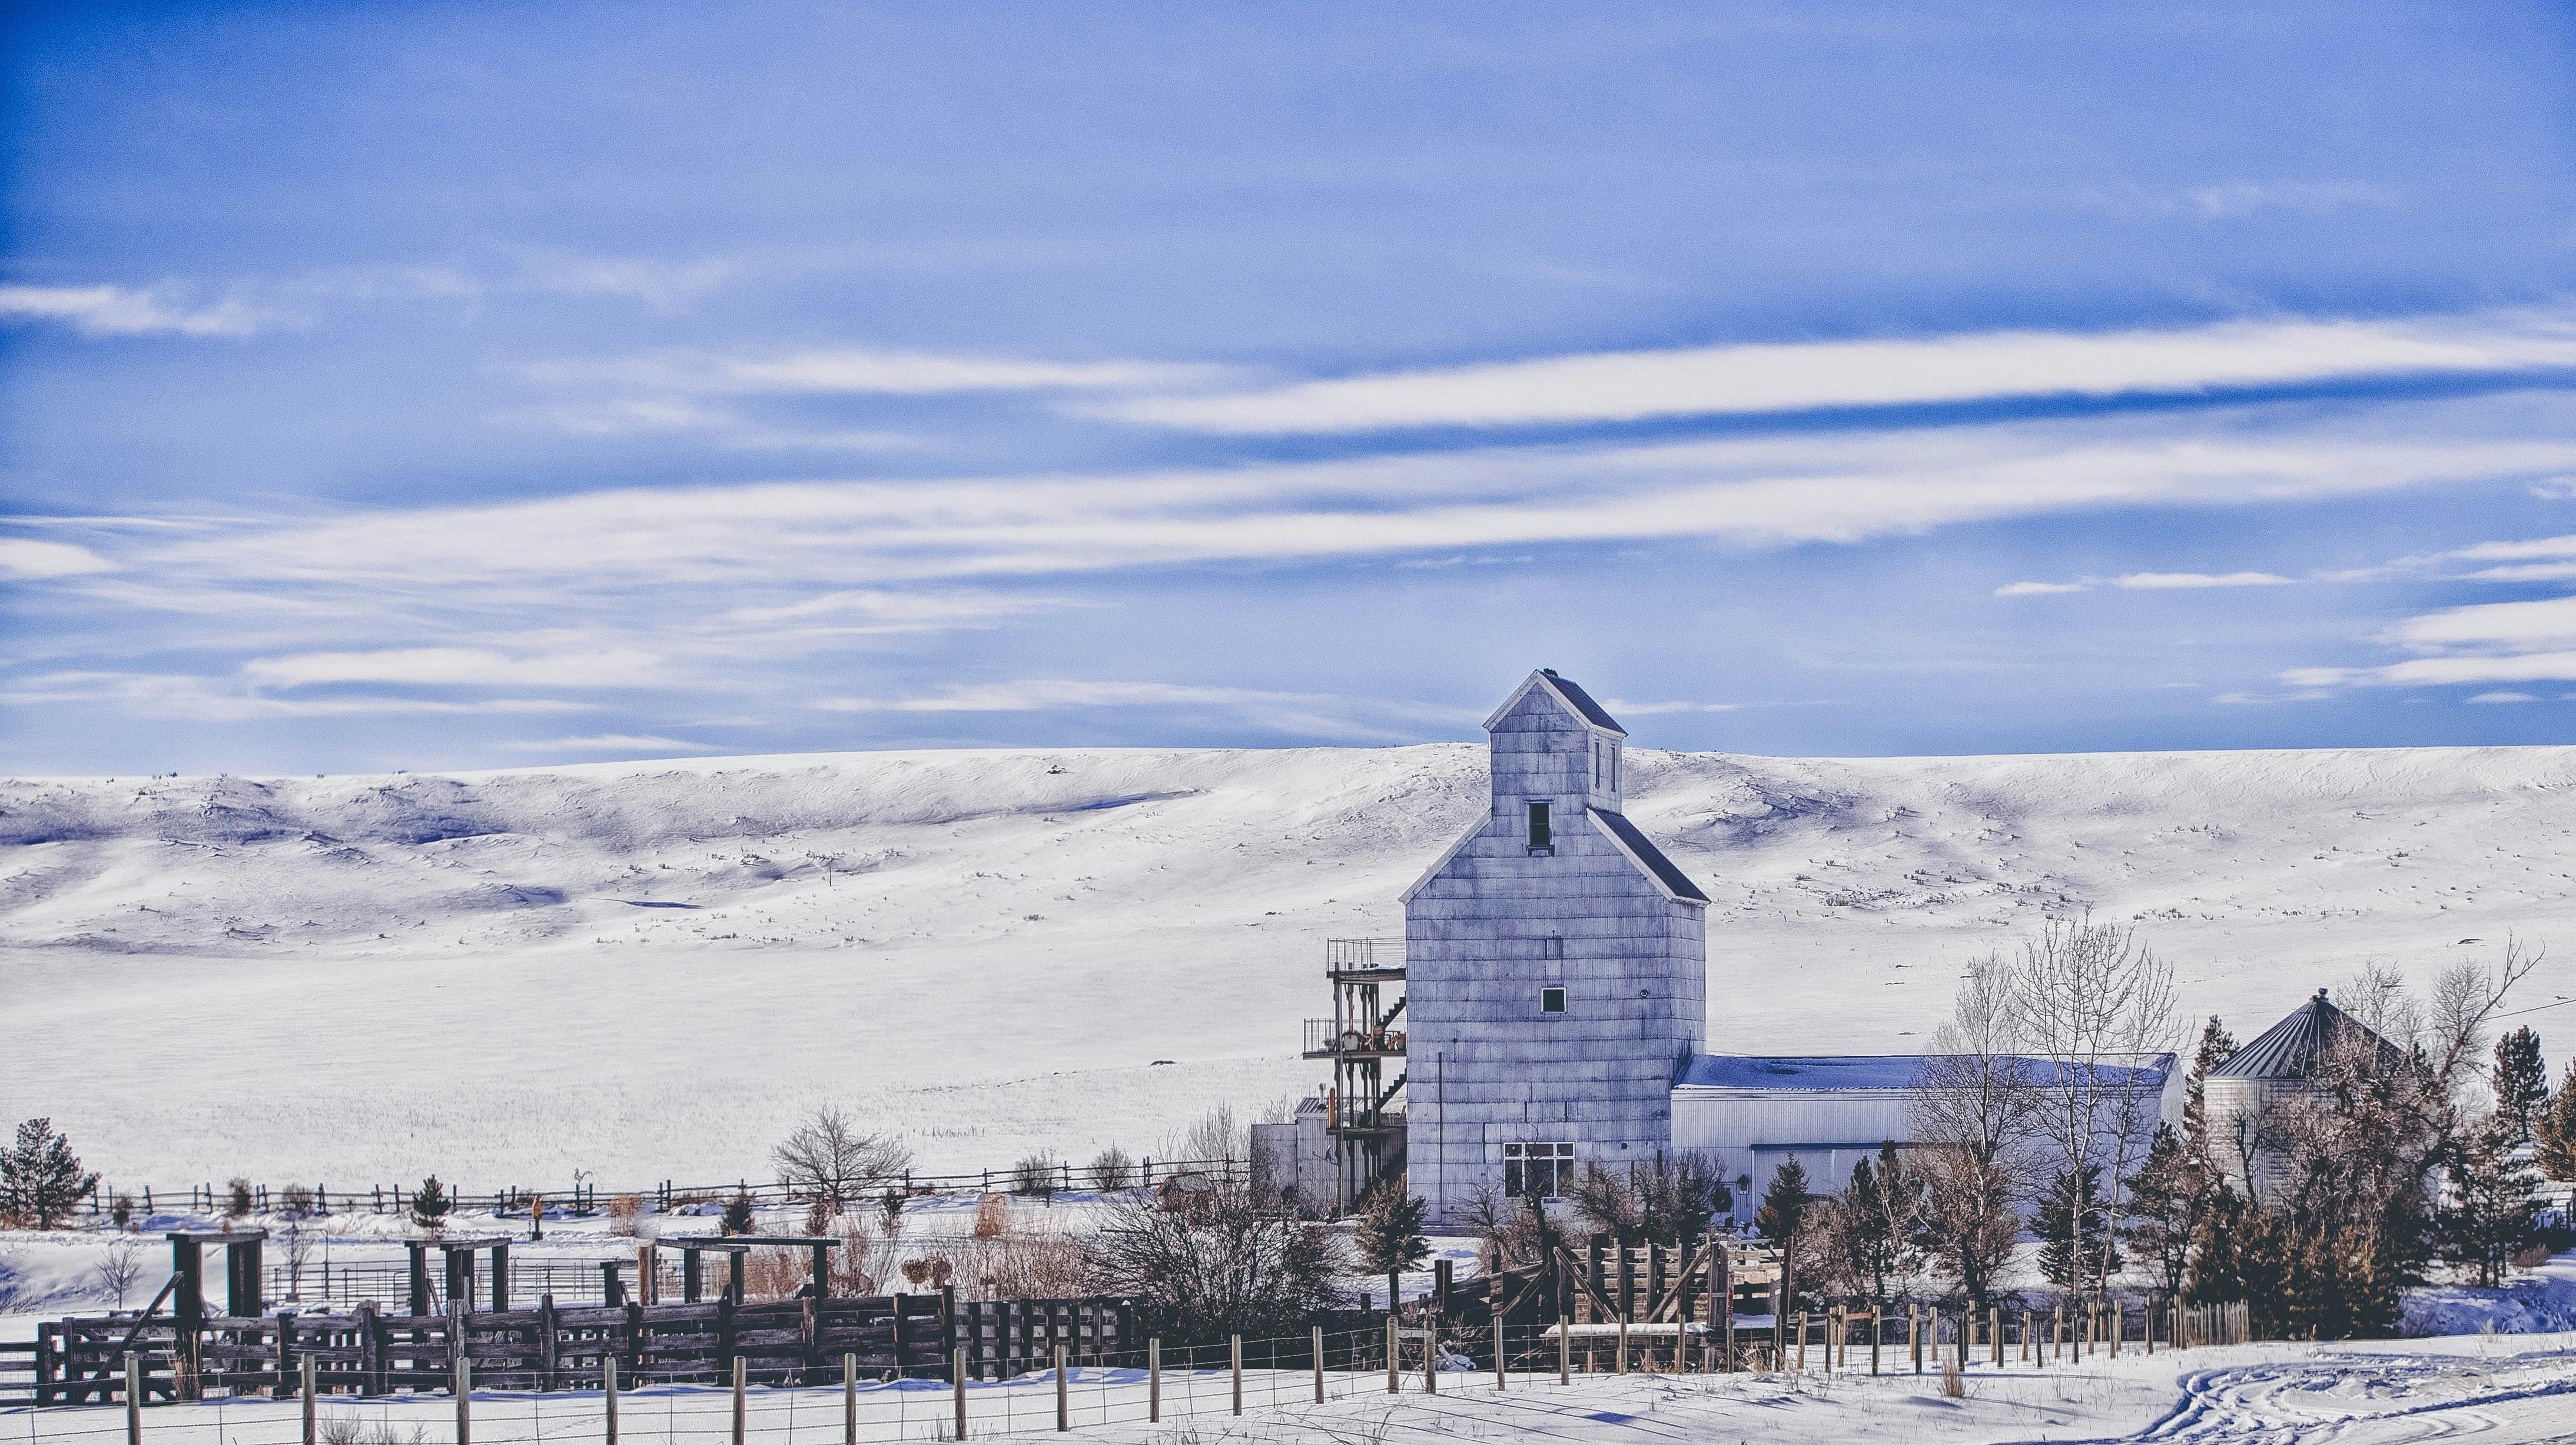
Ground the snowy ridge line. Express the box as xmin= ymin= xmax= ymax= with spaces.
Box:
xmin=70 ymin=1159 xmax=1256 ymax=1225
xmin=9 ymin=740 xmax=2576 ymax=1184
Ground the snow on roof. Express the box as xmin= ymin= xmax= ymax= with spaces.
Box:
xmin=1677 ymin=1052 xmax=2174 ymax=1092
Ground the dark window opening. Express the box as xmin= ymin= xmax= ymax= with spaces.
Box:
xmin=1528 ymin=800 xmax=1551 ymax=850
xmin=1541 ymin=986 xmax=1566 ymax=1015
xmin=1505 ymin=1141 xmax=1574 ymax=1198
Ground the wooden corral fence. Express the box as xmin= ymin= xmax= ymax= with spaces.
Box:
xmin=32 ymin=1294 xmax=1148 ymax=1406
xmin=28 ymin=1228 xmax=1138 ymax=1407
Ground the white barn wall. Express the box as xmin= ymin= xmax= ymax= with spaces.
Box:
xmin=1403 ymin=674 xmax=1707 ymax=1223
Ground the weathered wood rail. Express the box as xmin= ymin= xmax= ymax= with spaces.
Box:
xmin=32 ymin=1293 xmax=1141 ymax=1405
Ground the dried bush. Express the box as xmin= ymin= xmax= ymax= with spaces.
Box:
xmin=953 ymin=1223 xmax=1095 ymax=1300
xmin=833 ymin=1213 xmax=905 ymax=1295
xmin=739 ymin=1245 xmax=813 ymax=1301
xmin=973 ymin=1194 xmax=1011 ymax=1238
xmin=1087 ymin=1146 xmax=1136 ymax=1192
xmin=1012 ymin=1152 xmax=1061 ymax=1198
xmin=901 ymin=1255 xmax=954 ymax=1290
xmin=608 ymin=1194 xmax=644 ymax=1237
xmin=280 ymin=1184 xmax=316 ymax=1218
xmin=1092 ymin=1181 xmax=1338 ymax=1343
xmin=224 ymin=1177 xmax=254 ymax=1219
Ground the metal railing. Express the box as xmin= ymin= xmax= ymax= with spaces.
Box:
xmin=1303 ymin=1019 xmax=1407 ymax=1055
xmin=1324 ymin=937 xmax=1404 ymax=971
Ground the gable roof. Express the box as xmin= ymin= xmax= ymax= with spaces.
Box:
xmin=1589 ymin=808 xmax=1710 ymax=904
xmin=1482 ymin=668 xmax=1627 ymax=736
xmin=2210 ymin=989 xmax=2409 ymax=1079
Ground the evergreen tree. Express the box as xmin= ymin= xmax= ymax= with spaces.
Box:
xmin=2035 ymin=1163 xmax=2119 ymax=1294
xmin=2183 ymin=1181 xmax=2246 ymax=1306
xmin=0 ymin=1118 xmax=99 ymax=1230
xmin=2536 ymin=1061 xmax=2576 ymax=1220
xmin=2439 ymin=1115 xmax=2541 ymax=1287
xmin=1754 ymin=1157 xmax=1813 ymax=1250
xmin=2123 ymin=1122 xmax=2198 ymax=1300
xmin=721 ymin=1187 xmax=758 ymax=1235
xmin=1351 ymin=1180 xmax=1429 ymax=1310
xmin=409 ymin=1175 xmax=453 ymax=1231
xmin=2180 ymin=1017 xmax=2238 ymax=1150
xmin=2493 ymin=1027 xmax=2549 ymax=1148
xmin=1830 ymin=1143 xmax=1922 ymax=1310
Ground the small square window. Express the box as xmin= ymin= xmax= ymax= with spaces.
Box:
xmin=1540 ymin=986 xmax=1566 ymax=1015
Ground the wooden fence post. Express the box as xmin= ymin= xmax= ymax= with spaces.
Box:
xmin=1386 ymin=1317 xmax=1399 ymax=1394
xmin=840 ymin=1354 xmax=855 ymax=1445
xmin=1148 ymin=1338 xmax=1161 ymax=1421
xmin=1558 ymin=1314 xmax=1569 ymax=1384
xmin=453 ymin=1355 xmax=471 ymax=1445
xmin=605 ymin=1357 xmax=619 ymax=1445
xmin=1870 ymin=1306 xmax=1880 ymax=1376
xmin=953 ymin=1348 xmax=968 ymax=1440
xmin=1314 ymin=1326 xmax=1326 ymax=1403
xmin=731 ymin=1356 xmax=745 ymax=1445
xmin=1990 ymin=1307 xmax=2001 ymax=1367
xmin=301 ymin=1357 xmax=317 ymax=1445
xmin=1230 ymin=1336 xmax=1243 ymax=1415
xmin=1793 ymin=1311 xmax=1805 ymax=1373
xmin=1057 ymin=1344 xmax=1071 ymax=1431
xmin=126 ymin=1353 xmax=142 ymax=1445
xmin=1494 ymin=1318 xmax=1506 ymax=1391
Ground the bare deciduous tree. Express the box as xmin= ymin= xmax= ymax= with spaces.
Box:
xmin=1910 ymin=952 xmax=2040 ymax=1311
xmin=2007 ymin=913 xmax=2177 ymax=1298
xmin=771 ymin=1107 xmax=912 ymax=1218
xmin=97 ymin=1235 xmax=144 ymax=1308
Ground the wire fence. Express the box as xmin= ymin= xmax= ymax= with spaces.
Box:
xmin=5 ymin=1307 xmax=2248 ymax=1444
xmin=79 ymin=1161 xmax=1254 ymax=1228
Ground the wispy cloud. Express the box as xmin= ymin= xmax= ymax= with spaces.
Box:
xmin=2466 ymin=691 xmax=2541 ymax=704
xmin=2282 ymin=594 xmax=2576 ymax=692
xmin=240 ymin=646 xmax=672 ymax=690
xmin=815 ymin=679 xmax=1319 ymax=712
xmin=1999 ymin=570 xmax=2298 ymax=596
xmin=0 ymin=283 xmax=273 ymax=338
xmin=0 ymin=672 xmax=596 ymax=720
xmin=1603 ymin=699 xmax=1740 ymax=715
xmin=814 ymin=679 xmax=1414 ymax=740
xmin=499 ymin=733 xmax=722 ymax=753
xmin=529 ymin=347 xmax=1211 ymax=397
xmin=0 ymin=538 xmax=115 ymax=579
xmin=1093 ymin=306 xmax=2576 ymax=436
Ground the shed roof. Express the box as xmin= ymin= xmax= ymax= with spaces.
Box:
xmin=1482 ymin=668 xmax=1627 ymax=736
xmin=2210 ymin=989 xmax=2407 ymax=1079
xmin=1677 ymin=1052 xmax=2173 ymax=1092
xmin=1590 ymin=808 xmax=1711 ymax=903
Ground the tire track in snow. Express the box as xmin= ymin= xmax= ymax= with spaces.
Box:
xmin=2105 ymin=1349 xmax=2576 ymax=1444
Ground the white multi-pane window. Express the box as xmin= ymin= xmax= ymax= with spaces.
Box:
xmin=1504 ymin=1141 xmax=1574 ymax=1198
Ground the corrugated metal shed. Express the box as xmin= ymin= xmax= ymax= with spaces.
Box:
xmin=2210 ymin=988 xmax=2406 ymax=1079
xmin=1677 ymin=1052 xmax=2173 ymax=1092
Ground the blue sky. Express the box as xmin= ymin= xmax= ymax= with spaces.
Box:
xmin=6 ymin=1 xmax=2576 ymax=773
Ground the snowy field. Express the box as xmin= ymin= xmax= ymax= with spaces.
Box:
xmin=4 ymin=742 xmax=2574 ymax=1188
xmin=8 ymin=1336 xmax=2576 ymax=1444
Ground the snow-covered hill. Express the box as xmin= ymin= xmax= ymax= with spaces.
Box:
xmin=4 ymin=743 xmax=2572 ymax=1187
